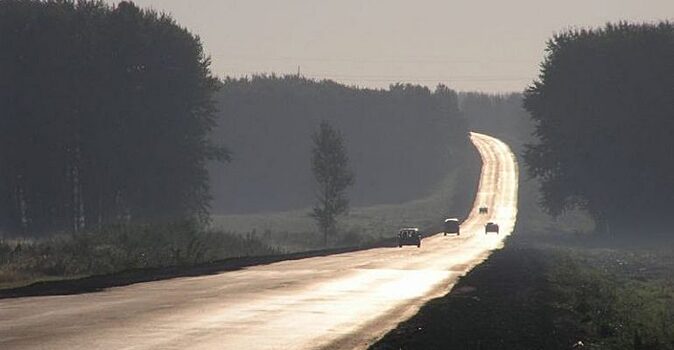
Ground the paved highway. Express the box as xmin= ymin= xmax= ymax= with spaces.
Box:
xmin=0 ymin=132 xmax=518 ymax=350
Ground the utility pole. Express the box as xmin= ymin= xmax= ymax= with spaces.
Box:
xmin=297 ymin=65 xmax=301 ymax=77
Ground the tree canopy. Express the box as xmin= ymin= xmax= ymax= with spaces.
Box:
xmin=0 ymin=0 xmax=226 ymax=235
xmin=523 ymin=22 xmax=674 ymax=233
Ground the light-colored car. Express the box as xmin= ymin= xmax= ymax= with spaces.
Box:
xmin=485 ymin=222 xmax=499 ymax=234
xmin=443 ymin=218 xmax=460 ymax=236
xmin=398 ymin=228 xmax=421 ymax=248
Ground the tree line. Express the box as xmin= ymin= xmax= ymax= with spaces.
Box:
xmin=524 ymin=22 xmax=674 ymax=234
xmin=210 ymin=76 xmax=470 ymax=214
xmin=0 ymin=0 xmax=226 ymax=235
xmin=0 ymin=0 xmax=475 ymax=237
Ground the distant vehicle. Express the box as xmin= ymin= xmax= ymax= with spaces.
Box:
xmin=398 ymin=228 xmax=421 ymax=248
xmin=485 ymin=222 xmax=499 ymax=234
xmin=443 ymin=218 xmax=460 ymax=236
xmin=479 ymin=206 xmax=488 ymax=214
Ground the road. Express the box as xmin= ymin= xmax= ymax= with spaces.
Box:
xmin=0 ymin=132 xmax=518 ymax=350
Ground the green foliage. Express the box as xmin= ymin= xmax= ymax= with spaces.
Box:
xmin=310 ymin=121 xmax=354 ymax=245
xmin=0 ymin=0 xmax=226 ymax=235
xmin=523 ymin=22 xmax=674 ymax=233
xmin=210 ymin=76 xmax=469 ymax=214
xmin=547 ymin=247 xmax=674 ymax=349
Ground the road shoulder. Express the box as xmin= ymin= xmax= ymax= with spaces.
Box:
xmin=370 ymin=237 xmax=570 ymax=350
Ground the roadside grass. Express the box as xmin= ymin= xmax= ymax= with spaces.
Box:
xmin=0 ymin=221 xmax=278 ymax=290
xmin=371 ymin=235 xmax=674 ymax=350
xmin=545 ymin=239 xmax=674 ymax=350
xmin=211 ymin=154 xmax=480 ymax=252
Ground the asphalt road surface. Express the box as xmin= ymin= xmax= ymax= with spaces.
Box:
xmin=0 ymin=132 xmax=519 ymax=350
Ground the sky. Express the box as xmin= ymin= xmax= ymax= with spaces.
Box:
xmin=104 ymin=0 xmax=673 ymax=93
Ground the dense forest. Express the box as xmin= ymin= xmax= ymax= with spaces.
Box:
xmin=0 ymin=0 xmax=225 ymax=235
xmin=210 ymin=76 xmax=470 ymax=214
xmin=524 ymin=22 xmax=674 ymax=234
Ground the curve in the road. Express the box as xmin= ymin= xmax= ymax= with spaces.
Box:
xmin=0 ymin=132 xmax=518 ymax=350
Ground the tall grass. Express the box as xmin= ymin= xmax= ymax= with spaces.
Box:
xmin=0 ymin=221 xmax=277 ymax=289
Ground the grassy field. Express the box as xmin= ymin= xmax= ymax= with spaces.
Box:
xmin=211 ymin=153 xmax=480 ymax=252
xmin=371 ymin=233 xmax=674 ymax=350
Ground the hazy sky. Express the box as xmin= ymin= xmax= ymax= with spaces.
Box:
xmin=105 ymin=0 xmax=672 ymax=93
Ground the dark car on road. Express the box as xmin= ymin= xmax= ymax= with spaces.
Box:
xmin=479 ymin=206 xmax=489 ymax=214
xmin=398 ymin=228 xmax=421 ymax=247
xmin=485 ymin=222 xmax=499 ymax=234
xmin=443 ymin=218 xmax=460 ymax=236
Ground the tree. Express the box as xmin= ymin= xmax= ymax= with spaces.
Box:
xmin=310 ymin=121 xmax=354 ymax=246
xmin=0 ymin=0 xmax=228 ymax=235
xmin=523 ymin=22 xmax=674 ymax=234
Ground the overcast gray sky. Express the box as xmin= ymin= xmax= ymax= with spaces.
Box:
xmin=105 ymin=0 xmax=672 ymax=93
